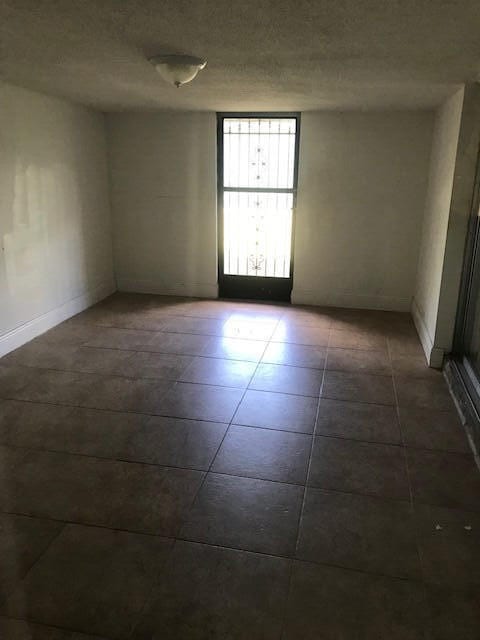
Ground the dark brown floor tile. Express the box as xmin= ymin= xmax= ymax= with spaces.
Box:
xmin=226 ymin=307 xmax=284 ymax=324
xmin=407 ymin=448 xmax=480 ymax=510
xmin=0 ymin=400 xmax=143 ymax=457
xmin=201 ymin=336 xmax=267 ymax=362
xmin=0 ymin=514 xmax=63 ymax=605
xmin=84 ymin=327 xmax=160 ymax=351
xmin=180 ymin=473 xmax=303 ymax=556
xmin=108 ymin=462 xmax=205 ymax=535
xmin=414 ymin=504 xmax=480 ymax=587
xmin=229 ymin=302 xmax=285 ymax=320
xmin=0 ymin=618 xmax=105 ymax=639
xmin=283 ymin=561 xmax=427 ymax=640
xmin=322 ymin=371 xmax=395 ymax=405
xmin=395 ymin=376 xmax=455 ymax=411
xmin=388 ymin=334 xmax=425 ymax=358
xmin=179 ymin=356 xmax=257 ymax=388
xmin=124 ymin=350 xmax=193 ymax=380
xmin=25 ymin=370 xmax=174 ymax=414
xmin=82 ymin=306 xmax=171 ymax=332
xmin=234 ymin=390 xmax=318 ymax=433
xmin=329 ymin=328 xmax=388 ymax=351
xmin=308 ymin=436 xmax=409 ymax=499
xmin=133 ymin=541 xmax=290 ymax=640
xmin=212 ymin=425 xmax=311 ymax=484
xmin=270 ymin=323 xmax=330 ymax=346
xmin=11 ymin=369 xmax=96 ymax=407
xmin=250 ymin=363 xmax=323 ymax=396
xmin=122 ymin=416 xmax=227 ymax=469
xmin=330 ymin=309 xmax=412 ymax=334
xmin=426 ymin=585 xmax=480 ymax=640
xmin=156 ymin=382 xmax=243 ymax=422
xmin=38 ymin=321 xmax=100 ymax=346
xmin=0 ymin=449 xmax=120 ymax=526
xmin=1 ymin=524 xmax=173 ymax=639
xmin=279 ymin=308 xmax=332 ymax=328
xmin=297 ymin=488 xmax=421 ymax=579
xmin=4 ymin=343 xmax=134 ymax=377
xmin=84 ymin=374 xmax=173 ymax=413
xmin=220 ymin=316 xmax=277 ymax=341
xmin=315 ymin=398 xmax=401 ymax=443
xmin=0 ymin=401 xmax=226 ymax=469
xmin=87 ymin=328 xmax=211 ymax=356
xmin=76 ymin=295 xmax=171 ymax=331
xmin=261 ymin=341 xmax=327 ymax=369
xmin=0 ymin=444 xmax=30 ymax=478
xmin=326 ymin=347 xmax=391 ymax=376
xmin=147 ymin=331 xmax=213 ymax=356
xmin=160 ymin=315 xmax=227 ymax=336
xmin=399 ymin=406 xmax=470 ymax=453
xmin=0 ymin=450 xmax=204 ymax=535
xmin=391 ymin=353 xmax=442 ymax=379
xmin=0 ymin=365 xmax=37 ymax=399
xmin=12 ymin=368 xmax=169 ymax=415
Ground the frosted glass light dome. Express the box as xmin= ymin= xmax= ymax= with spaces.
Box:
xmin=149 ymin=54 xmax=207 ymax=88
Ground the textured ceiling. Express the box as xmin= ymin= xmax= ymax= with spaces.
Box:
xmin=2 ymin=0 xmax=480 ymax=111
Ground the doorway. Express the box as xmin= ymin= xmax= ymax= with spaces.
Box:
xmin=217 ymin=113 xmax=300 ymax=301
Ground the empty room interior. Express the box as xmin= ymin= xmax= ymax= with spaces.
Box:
xmin=2 ymin=1 xmax=480 ymax=638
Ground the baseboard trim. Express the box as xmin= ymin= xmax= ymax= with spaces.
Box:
xmin=117 ymin=278 xmax=219 ymax=299
xmin=291 ymin=288 xmax=411 ymax=312
xmin=0 ymin=279 xmax=116 ymax=358
xmin=411 ymin=297 xmax=444 ymax=368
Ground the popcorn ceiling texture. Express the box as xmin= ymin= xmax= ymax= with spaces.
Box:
xmin=2 ymin=0 xmax=479 ymax=111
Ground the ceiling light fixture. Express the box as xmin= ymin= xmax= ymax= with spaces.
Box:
xmin=149 ymin=54 xmax=207 ymax=88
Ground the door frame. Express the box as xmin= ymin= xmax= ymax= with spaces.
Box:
xmin=216 ymin=112 xmax=301 ymax=301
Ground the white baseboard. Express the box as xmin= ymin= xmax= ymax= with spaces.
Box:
xmin=117 ymin=278 xmax=218 ymax=299
xmin=0 ymin=279 xmax=116 ymax=358
xmin=411 ymin=297 xmax=444 ymax=368
xmin=291 ymin=288 xmax=411 ymax=312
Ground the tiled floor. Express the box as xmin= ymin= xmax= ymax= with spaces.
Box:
xmin=0 ymin=293 xmax=479 ymax=639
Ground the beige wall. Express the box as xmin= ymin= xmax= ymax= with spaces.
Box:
xmin=293 ymin=112 xmax=433 ymax=310
xmin=436 ymin=85 xmax=480 ymax=349
xmin=0 ymin=83 xmax=114 ymax=356
xmin=109 ymin=111 xmax=433 ymax=310
xmin=413 ymin=85 xmax=480 ymax=367
xmin=107 ymin=112 xmax=218 ymax=298
xmin=412 ymin=89 xmax=464 ymax=365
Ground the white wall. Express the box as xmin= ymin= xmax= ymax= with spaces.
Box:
xmin=0 ymin=83 xmax=115 ymax=356
xmin=293 ymin=111 xmax=434 ymax=310
xmin=412 ymin=89 xmax=464 ymax=366
xmin=414 ymin=84 xmax=480 ymax=366
xmin=107 ymin=112 xmax=218 ymax=298
xmin=109 ymin=110 xmax=433 ymax=310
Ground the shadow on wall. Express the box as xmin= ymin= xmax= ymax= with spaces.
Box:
xmin=108 ymin=111 xmax=217 ymax=296
xmin=0 ymin=84 xmax=113 ymax=337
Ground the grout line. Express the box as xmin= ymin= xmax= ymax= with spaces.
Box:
xmin=0 ymin=614 xmax=119 ymax=640
xmin=278 ymin=337 xmax=329 ymax=638
xmin=179 ymin=316 xmax=282 ymax=524
xmin=0 ymin=520 xmax=67 ymax=608
xmin=388 ymin=335 xmax=431 ymax=617
xmin=1 ymin=440 xmax=467 ymax=507
xmin=127 ymin=315 xmax=285 ymax=640
xmin=174 ymin=536 xmax=423 ymax=584
xmin=0 ymin=298 xmax=471 ymax=639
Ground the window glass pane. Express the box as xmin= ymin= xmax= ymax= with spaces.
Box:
xmin=223 ymin=191 xmax=293 ymax=277
xmin=223 ymin=118 xmax=296 ymax=189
